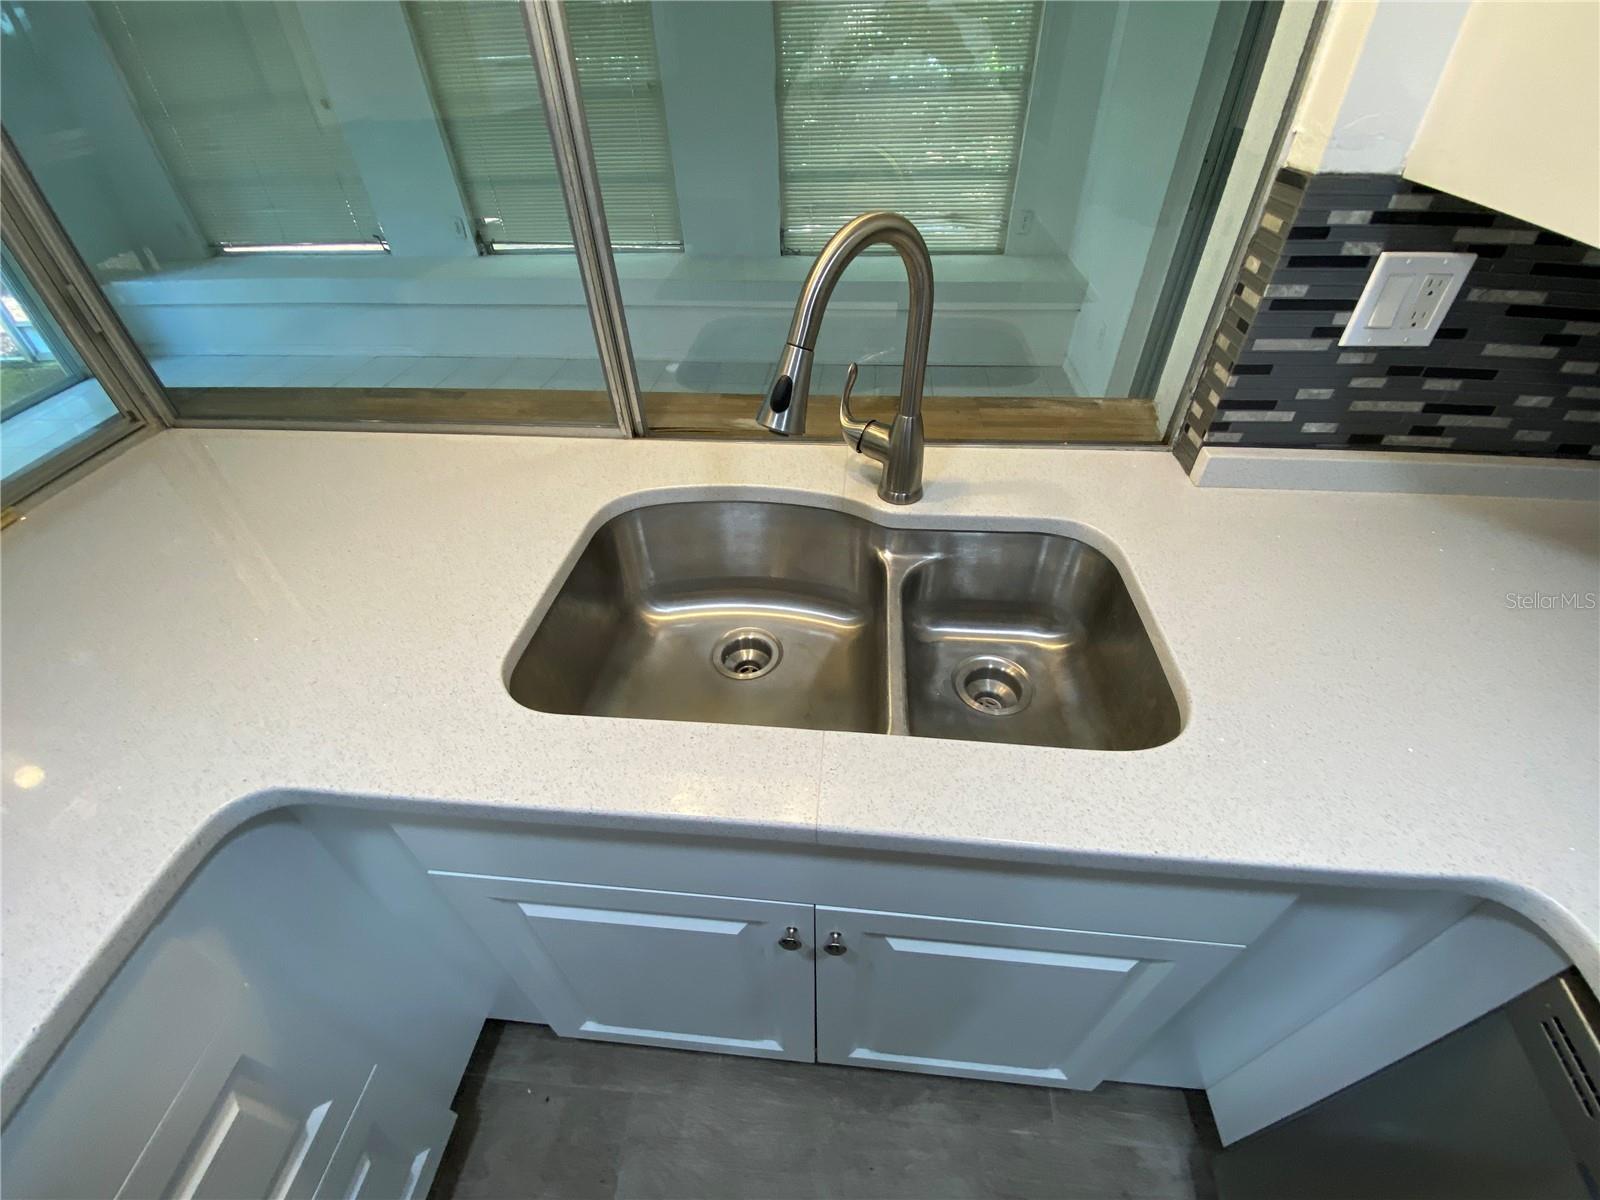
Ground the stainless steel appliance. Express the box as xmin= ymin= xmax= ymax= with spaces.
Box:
xmin=1216 ymin=969 xmax=1600 ymax=1199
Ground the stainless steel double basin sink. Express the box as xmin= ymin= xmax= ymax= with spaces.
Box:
xmin=508 ymin=501 xmax=1180 ymax=751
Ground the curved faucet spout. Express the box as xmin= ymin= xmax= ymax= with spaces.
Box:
xmin=756 ymin=211 xmax=933 ymax=504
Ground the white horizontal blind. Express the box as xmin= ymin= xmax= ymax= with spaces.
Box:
xmin=776 ymin=0 xmax=1041 ymax=254
xmin=92 ymin=1 xmax=382 ymax=250
xmin=407 ymin=0 xmax=681 ymax=250
xmin=406 ymin=1 xmax=566 ymax=249
xmin=567 ymin=0 xmax=681 ymax=249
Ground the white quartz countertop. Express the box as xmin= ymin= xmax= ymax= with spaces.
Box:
xmin=3 ymin=430 xmax=1598 ymax=1106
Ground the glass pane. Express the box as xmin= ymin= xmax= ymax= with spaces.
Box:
xmin=0 ymin=249 xmax=121 ymax=485
xmin=1 ymin=272 xmax=76 ymax=419
xmin=0 ymin=0 xmax=616 ymax=429
xmin=599 ymin=0 xmax=1271 ymax=441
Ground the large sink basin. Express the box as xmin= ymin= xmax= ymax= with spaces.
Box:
xmin=508 ymin=501 xmax=1181 ymax=750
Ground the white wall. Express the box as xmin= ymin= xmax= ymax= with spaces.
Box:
xmin=1063 ymin=1 xmax=1228 ymax=396
xmin=1285 ymin=0 xmax=1597 ymax=246
xmin=296 ymin=2 xmax=477 ymax=259
xmin=1004 ymin=4 xmax=1109 ymax=259
xmin=1405 ymin=1 xmax=1600 ymax=247
xmin=651 ymin=2 xmax=781 ymax=258
xmin=1286 ymin=0 xmax=1469 ymax=175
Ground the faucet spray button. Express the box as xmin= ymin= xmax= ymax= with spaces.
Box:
xmin=766 ymin=375 xmax=791 ymax=413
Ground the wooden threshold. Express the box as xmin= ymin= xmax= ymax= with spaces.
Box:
xmin=647 ymin=392 xmax=1158 ymax=443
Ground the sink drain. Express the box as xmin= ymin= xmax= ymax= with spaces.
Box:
xmin=953 ymin=655 xmax=1030 ymax=716
xmin=712 ymin=629 xmax=782 ymax=681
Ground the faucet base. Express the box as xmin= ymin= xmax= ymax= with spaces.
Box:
xmin=878 ymin=484 xmax=924 ymax=506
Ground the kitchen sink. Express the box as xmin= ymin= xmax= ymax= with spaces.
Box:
xmin=508 ymin=501 xmax=1181 ymax=750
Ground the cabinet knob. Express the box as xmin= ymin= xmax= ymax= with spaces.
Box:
xmin=824 ymin=931 xmax=847 ymax=956
xmin=778 ymin=926 xmax=802 ymax=951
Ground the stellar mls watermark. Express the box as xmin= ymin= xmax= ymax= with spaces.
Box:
xmin=1504 ymin=590 xmax=1598 ymax=610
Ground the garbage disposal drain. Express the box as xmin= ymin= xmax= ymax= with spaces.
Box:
xmin=713 ymin=629 xmax=781 ymax=681
xmin=953 ymin=655 xmax=1030 ymax=716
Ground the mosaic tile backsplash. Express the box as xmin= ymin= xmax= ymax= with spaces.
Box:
xmin=1174 ymin=170 xmax=1600 ymax=472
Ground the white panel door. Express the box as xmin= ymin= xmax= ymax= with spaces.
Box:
xmin=0 ymin=939 xmax=236 ymax=1200
xmin=815 ymin=906 xmax=1241 ymax=1089
xmin=314 ymin=1066 xmax=455 ymax=1200
xmin=116 ymin=995 xmax=368 ymax=1200
xmin=426 ymin=872 xmax=816 ymax=1061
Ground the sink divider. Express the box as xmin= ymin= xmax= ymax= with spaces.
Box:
xmin=880 ymin=549 xmax=917 ymax=737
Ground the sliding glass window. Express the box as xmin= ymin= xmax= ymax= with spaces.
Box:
xmin=0 ymin=0 xmax=618 ymax=430
xmin=0 ymin=0 xmax=1277 ymax=444
xmin=0 ymin=244 xmax=128 ymax=493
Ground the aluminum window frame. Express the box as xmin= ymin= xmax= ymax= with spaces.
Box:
xmin=0 ymin=129 xmax=172 ymax=511
xmin=1153 ymin=2 xmax=1327 ymax=443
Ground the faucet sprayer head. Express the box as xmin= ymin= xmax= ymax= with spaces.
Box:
xmin=757 ymin=343 xmax=813 ymax=437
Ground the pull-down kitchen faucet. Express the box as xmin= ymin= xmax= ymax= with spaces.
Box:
xmin=755 ymin=211 xmax=932 ymax=505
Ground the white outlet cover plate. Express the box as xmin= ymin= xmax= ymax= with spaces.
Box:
xmin=1339 ymin=251 xmax=1476 ymax=348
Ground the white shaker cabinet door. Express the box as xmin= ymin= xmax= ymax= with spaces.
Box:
xmin=115 ymin=995 xmax=368 ymax=1200
xmin=426 ymin=872 xmax=816 ymax=1062
xmin=314 ymin=1066 xmax=455 ymax=1200
xmin=815 ymin=907 xmax=1242 ymax=1090
xmin=0 ymin=939 xmax=238 ymax=1200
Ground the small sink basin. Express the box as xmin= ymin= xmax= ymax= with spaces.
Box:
xmin=508 ymin=501 xmax=1181 ymax=750
xmin=899 ymin=530 xmax=1180 ymax=750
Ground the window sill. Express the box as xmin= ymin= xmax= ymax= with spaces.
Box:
xmin=107 ymin=252 xmax=1087 ymax=312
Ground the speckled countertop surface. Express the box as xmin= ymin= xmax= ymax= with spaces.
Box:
xmin=3 ymin=430 xmax=1597 ymax=1104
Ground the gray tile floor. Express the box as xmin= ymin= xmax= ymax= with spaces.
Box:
xmin=429 ymin=1022 xmax=1219 ymax=1200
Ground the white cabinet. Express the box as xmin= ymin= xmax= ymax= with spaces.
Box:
xmin=419 ymin=859 xmax=1242 ymax=1090
xmin=2 ymin=816 xmax=492 ymax=1200
xmin=9 ymin=809 xmax=1549 ymax=1198
xmin=814 ymin=907 xmax=1241 ymax=1089
xmin=425 ymin=873 xmax=817 ymax=1062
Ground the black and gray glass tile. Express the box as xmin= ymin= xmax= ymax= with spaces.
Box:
xmin=1175 ymin=171 xmax=1600 ymax=470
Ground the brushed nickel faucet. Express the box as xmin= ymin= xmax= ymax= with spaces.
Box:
xmin=756 ymin=211 xmax=932 ymax=504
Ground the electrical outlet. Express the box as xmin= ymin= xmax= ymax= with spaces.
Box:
xmin=1407 ymin=273 xmax=1453 ymax=330
xmin=1339 ymin=252 xmax=1476 ymax=348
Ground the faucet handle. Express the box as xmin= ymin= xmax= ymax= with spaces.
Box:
xmin=839 ymin=361 xmax=862 ymax=425
xmin=837 ymin=361 xmax=890 ymax=464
